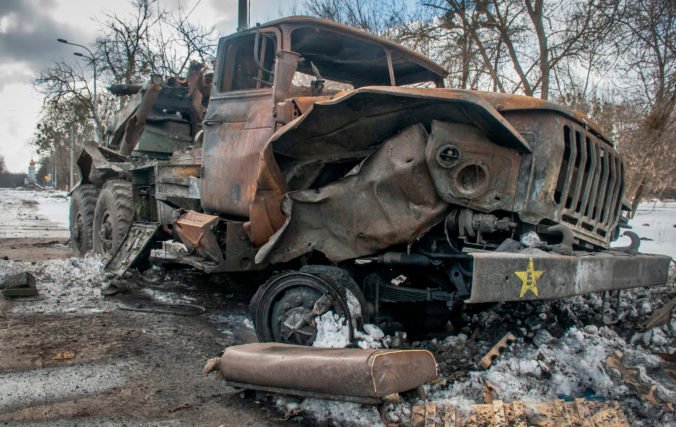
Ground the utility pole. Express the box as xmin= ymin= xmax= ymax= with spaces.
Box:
xmin=70 ymin=126 xmax=75 ymax=190
xmin=57 ymin=38 xmax=98 ymax=142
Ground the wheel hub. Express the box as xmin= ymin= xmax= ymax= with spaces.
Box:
xmin=271 ymin=287 xmax=322 ymax=345
xmin=252 ymin=271 xmax=357 ymax=346
xmin=280 ymin=306 xmax=316 ymax=342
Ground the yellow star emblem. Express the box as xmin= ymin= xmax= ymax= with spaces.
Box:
xmin=515 ymin=258 xmax=544 ymax=298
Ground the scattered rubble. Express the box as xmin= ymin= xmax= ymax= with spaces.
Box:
xmin=266 ymin=283 xmax=675 ymax=426
xmin=479 ymin=332 xmax=516 ymax=369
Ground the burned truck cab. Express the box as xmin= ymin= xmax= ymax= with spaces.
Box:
xmin=74 ymin=17 xmax=672 ymax=346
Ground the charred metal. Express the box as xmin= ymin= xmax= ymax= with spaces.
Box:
xmin=69 ymin=17 xmax=671 ymax=345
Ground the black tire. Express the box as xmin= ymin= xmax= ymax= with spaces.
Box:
xmin=93 ymin=180 xmax=133 ymax=259
xmin=250 ymin=267 xmax=366 ymax=346
xmin=69 ymin=184 xmax=99 ymax=256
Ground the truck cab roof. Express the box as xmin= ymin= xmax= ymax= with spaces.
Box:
xmin=224 ymin=16 xmax=448 ymax=87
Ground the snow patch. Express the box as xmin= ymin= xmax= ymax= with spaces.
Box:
xmin=313 ymin=311 xmax=350 ymax=348
xmin=0 ymin=255 xmax=114 ymax=314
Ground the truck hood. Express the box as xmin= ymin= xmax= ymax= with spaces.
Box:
xmin=276 ymin=86 xmax=532 ymax=157
xmin=289 ymin=87 xmax=610 ymax=145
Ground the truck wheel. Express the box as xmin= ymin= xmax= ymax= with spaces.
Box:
xmin=69 ymin=184 xmax=99 ymax=256
xmin=93 ymin=180 xmax=133 ymax=259
xmin=251 ymin=270 xmax=363 ymax=346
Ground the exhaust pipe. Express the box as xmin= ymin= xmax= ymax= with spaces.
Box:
xmin=238 ymin=0 xmax=249 ymax=31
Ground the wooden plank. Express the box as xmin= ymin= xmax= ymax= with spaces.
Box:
xmin=492 ymin=400 xmax=507 ymax=426
xmin=442 ymin=403 xmax=456 ymax=427
xmin=552 ymin=399 xmax=572 ymax=426
xmin=412 ymin=405 xmax=426 ymax=427
xmin=591 ymin=401 xmax=629 ymax=427
xmin=575 ymin=398 xmax=593 ymax=426
xmin=505 ymin=400 xmax=528 ymax=427
xmin=410 ymin=399 xmax=627 ymax=426
xmin=479 ymin=332 xmax=516 ymax=369
xmin=425 ymin=402 xmax=438 ymax=427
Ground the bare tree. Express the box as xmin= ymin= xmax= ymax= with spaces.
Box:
xmin=304 ymin=0 xmax=410 ymax=36
xmin=610 ymin=0 xmax=675 ymax=197
xmin=34 ymin=0 xmax=216 ymax=156
xmin=420 ymin=0 xmax=618 ymax=99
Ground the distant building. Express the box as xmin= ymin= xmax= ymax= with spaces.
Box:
xmin=26 ymin=158 xmax=37 ymax=185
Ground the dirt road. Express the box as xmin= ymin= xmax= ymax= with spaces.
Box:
xmin=0 ymin=189 xmax=282 ymax=426
xmin=0 ymin=255 xmax=284 ymax=426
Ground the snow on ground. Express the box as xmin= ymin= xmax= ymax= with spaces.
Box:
xmin=0 ymin=188 xmax=70 ymax=238
xmin=613 ymin=200 xmax=676 ymax=258
xmin=0 ymin=256 xmax=114 ymax=314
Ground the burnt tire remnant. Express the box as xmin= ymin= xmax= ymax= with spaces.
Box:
xmin=93 ymin=180 xmax=133 ymax=259
xmin=250 ymin=270 xmax=359 ymax=346
xmin=69 ymin=184 xmax=99 ymax=256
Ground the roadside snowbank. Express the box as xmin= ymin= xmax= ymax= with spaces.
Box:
xmin=0 ymin=256 xmax=113 ymax=314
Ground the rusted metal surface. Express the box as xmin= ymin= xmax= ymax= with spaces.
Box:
xmin=81 ymin=16 xmax=670 ymax=333
xmin=248 ymin=87 xmax=531 ymax=251
xmin=217 ymin=343 xmax=438 ymax=398
xmin=174 ymin=211 xmax=223 ymax=263
xmin=200 ymin=90 xmax=276 ymax=218
xmin=106 ymin=223 xmax=160 ymax=276
xmin=256 ymin=124 xmax=448 ymax=263
xmin=477 ymin=91 xmax=611 ymax=143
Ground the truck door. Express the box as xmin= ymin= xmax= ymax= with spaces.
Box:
xmin=201 ymin=29 xmax=280 ymax=218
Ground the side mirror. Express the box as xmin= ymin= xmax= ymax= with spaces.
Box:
xmin=273 ymin=50 xmax=301 ymax=103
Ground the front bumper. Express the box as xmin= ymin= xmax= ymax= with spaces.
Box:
xmin=466 ymin=249 xmax=671 ymax=303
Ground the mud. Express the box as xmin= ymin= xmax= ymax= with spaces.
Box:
xmin=0 ymin=248 xmax=283 ymax=426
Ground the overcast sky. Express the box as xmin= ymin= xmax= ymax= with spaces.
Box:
xmin=0 ymin=0 xmax=296 ymax=173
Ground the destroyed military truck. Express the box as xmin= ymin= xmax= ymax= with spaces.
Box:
xmin=70 ymin=17 xmax=671 ymax=345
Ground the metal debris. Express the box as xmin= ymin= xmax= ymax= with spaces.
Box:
xmin=217 ymin=343 xmax=438 ymax=402
xmin=641 ymin=297 xmax=676 ymax=330
xmin=606 ymin=351 xmax=663 ymax=407
xmin=1 ymin=272 xmax=38 ymax=298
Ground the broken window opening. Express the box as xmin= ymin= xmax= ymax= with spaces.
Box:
xmin=220 ymin=32 xmax=277 ymax=92
xmin=289 ymin=26 xmax=444 ymax=88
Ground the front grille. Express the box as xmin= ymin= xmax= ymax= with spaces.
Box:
xmin=554 ymin=124 xmax=624 ymax=245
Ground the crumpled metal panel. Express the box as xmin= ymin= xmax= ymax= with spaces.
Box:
xmin=248 ymin=87 xmax=530 ymax=249
xmin=425 ymin=120 xmax=521 ymax=212
xmin=466 ymin=249 xmax=671 ymax=303
xmin=270 ymin=87 xmax=531 ymax=160
xmin=105 ymin=223 xmax=160 ymax=276
xmin=256 ymin=124 xmax=448 ymax=263
xmin=174 ymin=210 xmax=223 ymax=263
